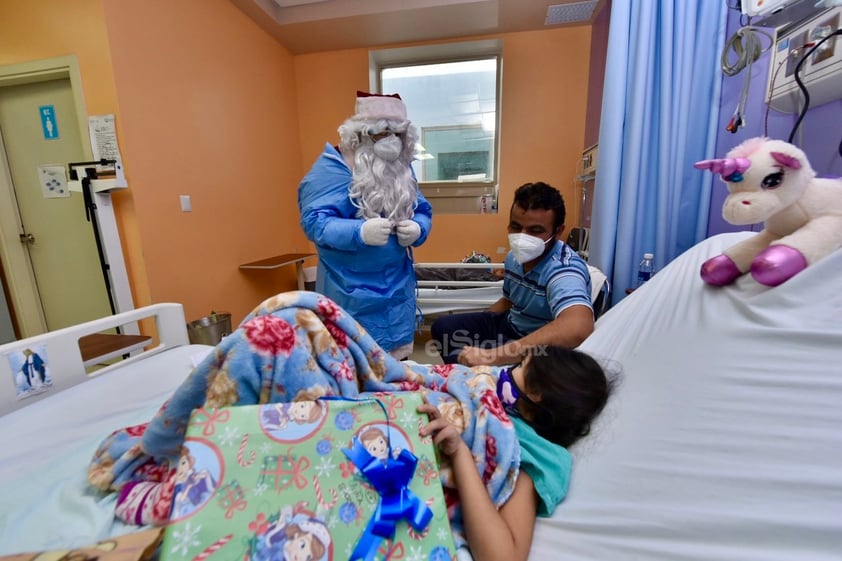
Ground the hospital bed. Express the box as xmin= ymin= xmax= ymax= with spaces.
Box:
xmin=0 ymin=304 xmax=213 ymax=555
xmin=415 ymin=261 xmax=505 ymax=316
xmin=532 ymin=231 xmax=842 ymax=560
xmin=415 ymin=261 xmax=611 ymax=319
xmin=1 ymin=231 xmax=840 ymax=559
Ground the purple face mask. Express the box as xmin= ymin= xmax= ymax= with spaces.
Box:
xmin=496 ymin=367 xmax=522 ymax=416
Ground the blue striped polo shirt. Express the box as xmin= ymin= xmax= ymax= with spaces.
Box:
xmin=503 ymin=241 xmax=592 ymax=336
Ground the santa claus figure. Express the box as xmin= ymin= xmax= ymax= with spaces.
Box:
xmin=298 ymin=91 xmax=432 ymax=359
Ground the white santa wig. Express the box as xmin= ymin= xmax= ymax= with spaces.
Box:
xmin=338 ymin=93 xmax=420 ymax=222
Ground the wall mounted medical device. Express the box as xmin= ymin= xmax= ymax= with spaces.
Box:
xmin=742 ymin=0 xmax=795 ymax=17
xmin=766 ymin=6 xmax=842 ymax=112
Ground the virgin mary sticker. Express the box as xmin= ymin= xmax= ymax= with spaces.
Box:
xmin=7 ymin=345 xmax=53 ymax=400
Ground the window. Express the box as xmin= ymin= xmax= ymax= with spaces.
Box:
xmin=421 ymin=125 xmax=491 ymax=181
xmin=372 ymin=40 xmax=501 ymax=214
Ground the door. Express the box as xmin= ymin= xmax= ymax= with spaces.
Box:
xmin=0 ymin=78 xmax=112 ymax=334
xmin=0 ymin=272 xmax=14 ymax=344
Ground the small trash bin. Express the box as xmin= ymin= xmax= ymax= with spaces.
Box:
xmin=187 ymin=311 xmax=232 ymax=346
xmin=303 ymin=266 xmax=318 ymax=292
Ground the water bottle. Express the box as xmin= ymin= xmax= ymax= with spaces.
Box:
xmin=636 ymin=253 xmax=655 ymax=287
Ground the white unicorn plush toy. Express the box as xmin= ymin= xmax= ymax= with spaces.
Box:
xmin=695 ymin=137 xmax=842 ymax=286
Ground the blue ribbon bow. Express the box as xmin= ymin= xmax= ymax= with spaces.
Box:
xmin=343 ymin=436 xmax=433 ymax=561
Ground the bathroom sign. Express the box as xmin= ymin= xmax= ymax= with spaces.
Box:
xmin=39 ymin=105 xmax=60 ymax=140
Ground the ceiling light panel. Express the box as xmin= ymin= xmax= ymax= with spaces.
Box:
xmin=545 ymin=0 xmax=599 ymax=25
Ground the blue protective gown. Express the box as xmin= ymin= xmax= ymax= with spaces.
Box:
xmin=298 ymin=143 xmax=432 ymax=352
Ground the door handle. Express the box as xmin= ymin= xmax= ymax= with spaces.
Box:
xmin=19 ymin=233 xmax=35 ymax=244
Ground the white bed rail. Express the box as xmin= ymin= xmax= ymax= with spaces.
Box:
xmin=414 ymin=262 xmax=505 ymax=312
xmin=0 ymin=303 xmax=190 ymax=415
xmin=414 ymin=262 xmax=504 ymax=288
xmin=416 ymin=281 xmax=502 ymax=288
xmin=415 ymin=262 xmax=504 ymax=268
xmin=414 ymin=262 xmax=611 ymax=317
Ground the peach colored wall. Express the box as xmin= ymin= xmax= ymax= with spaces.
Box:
xmin=101 ymin=0 xmax=309 ymax=323
xmin=0 ymin=0 xmax=152 ymax=317
xmin=0 ymin=1 xmax=115 ymax=117
xmin=295 ymin=49 xmax=372 ymax=171
xmin=3 ymin=2 xmax=592 ymax=326
xmin=294 ymin=27 xmax=593 ymax=263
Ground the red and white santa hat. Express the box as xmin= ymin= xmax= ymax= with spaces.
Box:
xmin=355 ymin=90 xmax=407 ymax=122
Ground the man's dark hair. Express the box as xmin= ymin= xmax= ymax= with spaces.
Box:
xmin=511 ymin=182 xmax=566 ymax=232
xmin=520 ymin=346 xmax=610 ymax=447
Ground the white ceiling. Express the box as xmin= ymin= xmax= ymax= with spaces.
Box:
xmin=229 ymin=0 xmax=606 ymax=54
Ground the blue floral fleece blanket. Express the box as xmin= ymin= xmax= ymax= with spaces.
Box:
xmin=88 ymin=291 xmax=519 ymax=546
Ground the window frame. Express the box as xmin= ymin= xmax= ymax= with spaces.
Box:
xmin=370 ymin=40 xmax=502 ymax=214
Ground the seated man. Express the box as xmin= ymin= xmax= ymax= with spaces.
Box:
xmin=431 ymin=181 xmax=594 ymax=366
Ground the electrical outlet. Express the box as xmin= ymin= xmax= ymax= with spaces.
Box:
xmin=582 ymin=145 xmax=598 ymax=176
xmin=180 ymin=195 xmax=192 ymax=212
xmin=496 ymin=246 xmax=507 ymax=254
xmin=785 ymin=31 xmax=808 ymax=78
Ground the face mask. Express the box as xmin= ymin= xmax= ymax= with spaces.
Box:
xmin=508 ymin=233 xmax=552 ymax=264
xmin=372 ymin=134 xmax=403 ymax=161
xmin=496 ymin=367 xmax=522 ymax=416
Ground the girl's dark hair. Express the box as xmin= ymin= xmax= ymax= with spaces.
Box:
xmin=511 ymin=182 xmax=566 ymax=231
xmin=519 ymin=346 xmax=610 ymax=447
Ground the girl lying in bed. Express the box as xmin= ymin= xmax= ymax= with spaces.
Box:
xmin=419 ymin=346 xmax=609 ymax=561
xmin=87 ymin=291 xmax=610 ymax=561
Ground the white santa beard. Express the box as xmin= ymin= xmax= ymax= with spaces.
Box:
xmin=349 ymin=145 xmax=417 ymax=222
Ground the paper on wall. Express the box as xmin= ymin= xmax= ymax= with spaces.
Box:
xmin=37 ymin=164 xmax=69 ymax=199
xmin=88 ymin=114 xmax=128 ymax=187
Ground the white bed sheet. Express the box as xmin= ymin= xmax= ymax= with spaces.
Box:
xmin=4 ymin=236 xmax=840 ymax=559
xmin=0 ymin=344 xmax=211 ymax=556
xmin=531 ymin=232 xmax=842 ymax=560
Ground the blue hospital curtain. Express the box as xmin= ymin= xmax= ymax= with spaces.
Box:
xmin=589 ymin=2 xmax=728 ymax=305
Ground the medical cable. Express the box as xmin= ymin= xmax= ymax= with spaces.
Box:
xmin=786 ymin=28 xmax=842 ymax=156
xmin=764 ymin=57 xmax=792 ymax=136
xmin=721 ymin=26 xmax=774 ymax=133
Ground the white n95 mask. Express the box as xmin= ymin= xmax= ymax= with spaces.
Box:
xmin=508 ymin=233 xmax=551 ymax=264
xmin=372 ymin=134 xmax=403 ymax=161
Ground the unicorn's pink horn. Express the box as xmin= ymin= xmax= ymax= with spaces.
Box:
xmin=694 ymin=157 xmax=751 ymax=181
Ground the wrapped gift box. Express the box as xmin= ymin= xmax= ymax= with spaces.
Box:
xmin=160 ymin=392 xmax=456 ymax=561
